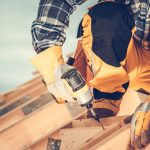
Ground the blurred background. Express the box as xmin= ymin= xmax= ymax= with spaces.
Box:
xmin=0 ymin=0 xmax=97 ymax=93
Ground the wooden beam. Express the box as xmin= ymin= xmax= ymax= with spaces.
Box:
xmin=89 ymin=125 xmax=150 ymax=150
xmin=89 ymin=125 xmax=131 ymax=150
xmin=0 ymin=84 xmax=46 ymax=116
xmin=0 ymin=81 xmax=46 ymax=110
xmin=0 ymin=102 xmax=86 ymax=150
xmin=75 ymin=121 xmax=121 ymax=150
xmin=60 ymin=127 xmax=102 ymax=150
xmin=28 ymin=138 xmax=48 ymax=150
xmin=0 ymin=76 xmax=43 ymax=106
xmin=29 ymin=130 xmax=61 ymax=150
xmin=29 ymin=117 xmax=132 ymax=150
xmin=0 ymin=77 xmax=41 ymax=101
xmin=72 ymin=118 xmax=100 ymax=128
xmin=0 ymin=98 xmax=5 ymax=107
xmin=29 ymin=89 xmax=147 ymax=150
xmin=0 ymin=92 xmax=53 ymax=132
xmin=5 ymin=80 xmax=43 ymax=104
xmin=29 ymin=117 xmax=121 ymax=150
xmin=60 ymin=116 xmax=125 ymax=150
xmin=72 ymin=116 xmax=128 ymax=128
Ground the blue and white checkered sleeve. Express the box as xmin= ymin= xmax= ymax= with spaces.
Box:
xmin=132 ymin=0 xmax=150 ymax=49
xmin=124 ymin=0 xmax=150 ymax=49
xmin=31 ymin=0 xmax=86 ymax=53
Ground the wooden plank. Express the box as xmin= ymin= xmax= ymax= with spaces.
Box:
xmin=28 ymin=115 xmax=128 ymax=149
xmin=0 ymin=102 xmax=86 ymax=150
xmin=0 ymin=83 xmax=46 ymax=111
xmin=74 ymin=89 xmax=144 ymax=150
xmin=30 ymin=130 xmax=61 ymax=150
xmin=29 ymin=89 xmax=147 ymax=150
xmin=0 ymin=85 xmax=46 ymax=117
xmin=72 ymin=116 xmax=128 ymax=128
xmin=0 ymin=77 xmax=41 ymax=101
xmin=0 ymin=89 xmax=19 ymax=101
xmin=75 ymin=121 xmax=121 ymax=150
xmin=60 ymin=127 xmax=102 ymax=150
xmin=72 ymin=118 xmax=100 ymax=128
xmin=0 ymin=98 xmax=5 ymax=106
xmin=29 ymin=117 xmax=122 ymax=150
xmin=28 ymin=115 xmax=129 ymax=150
xmin=22 ymin=93 xmax=52 ymax=115
xmin=0 ymin=76 xmax=43 ymax=106
xmin=0 ymin=86 xmax=46 ymax=117
xmin=85 ymin=89 xmax=149 ymax=150
xmin=0 ymin=95 xmax=31 ymax=116
xmin=3 ymin=82 xmax=43 ymax=106
xmin=29 ymin=117 xmax=129 ymax=150
xmin=90 ymin=125 xmax=131 ymax=150
xmin=29 ymin=138 xmax=48 ymax=150
xmin=0 ymin=76 xmax=41 ymax=103
xmin=90 ymin=125 xmax=150 ymax=150
xmin=0 ymin=93 xmax=53 ymax=132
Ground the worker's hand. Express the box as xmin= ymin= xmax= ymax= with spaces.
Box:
xmin=130 ymin=101 xmax=150 ymax=149
xmin=46 ymin=64 xmax=76 ymax=103
xmin=30 ymin=46 xmax=75 ymax=103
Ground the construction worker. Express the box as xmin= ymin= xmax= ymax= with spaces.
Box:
xmin=30 ymin=0 xmax=150 ymax=149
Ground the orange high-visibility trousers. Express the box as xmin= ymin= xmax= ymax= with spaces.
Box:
xmin=73 ymin=38 xmax=150 ymax=117
xmin=125 ymin=38 xmax=150 ymax=92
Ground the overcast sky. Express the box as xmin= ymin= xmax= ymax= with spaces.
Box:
xmin=0 ymin=0 xmax=97 ymax=93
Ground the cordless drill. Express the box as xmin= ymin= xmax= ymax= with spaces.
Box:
xmin=61 ymin=66 xmax=105 ymax=130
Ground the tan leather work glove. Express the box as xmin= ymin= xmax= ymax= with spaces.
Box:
xmin=30 ymin=46 xmax=75 ymax=103
xmin=131 ymin=100 xmax=150 ymax=149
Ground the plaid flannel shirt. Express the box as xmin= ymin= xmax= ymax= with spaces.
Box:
xmin=31 ymin=0 xmax=150 ymax=53
xmin=124 ymin=0 xmax=150 ymax=49
xmin=31 ymin=0 xmax=85 ymax=53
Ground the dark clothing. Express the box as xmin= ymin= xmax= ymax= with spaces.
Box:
xmin=31 ymin=0 xmax=150 ymax=53
xmin=77 ymin=2 xmax=134 ymax=100
xmin=31 ymin=0 xmax=85 ymax=53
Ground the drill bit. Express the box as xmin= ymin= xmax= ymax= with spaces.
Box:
xmin=96 ymin=117 xmax=105 ymax=130
xmin=89 ymin=108 xmax=105 ymax=130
